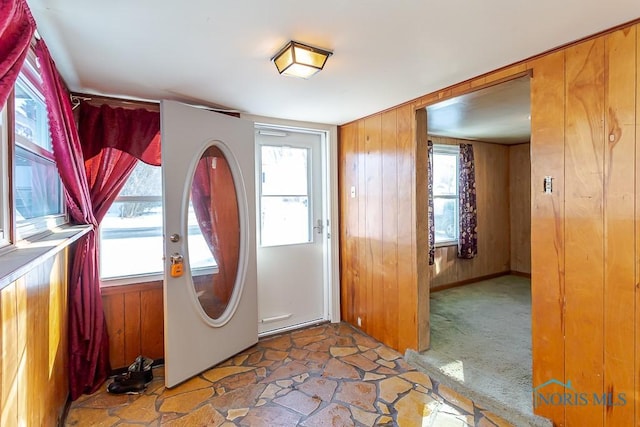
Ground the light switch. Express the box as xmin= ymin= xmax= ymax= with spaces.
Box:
xmin=350 ymin=186 xmax=356 ymax=198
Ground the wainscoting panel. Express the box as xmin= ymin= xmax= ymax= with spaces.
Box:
xmin=0 ymin=249 xmax=69 ymax=426
xmin=102 ymin=281 xmax=164 ymax=369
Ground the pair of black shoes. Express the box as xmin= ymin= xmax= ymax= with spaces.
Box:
xmin=107 ymin=356 xmax=154 ymax=394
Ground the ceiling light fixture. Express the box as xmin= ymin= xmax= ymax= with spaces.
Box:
xmin=271 ymin=41 xmax=333 ymax=79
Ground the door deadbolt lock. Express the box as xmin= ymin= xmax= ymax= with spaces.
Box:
xmin=170 ymin=253 xmax=184 ymax=277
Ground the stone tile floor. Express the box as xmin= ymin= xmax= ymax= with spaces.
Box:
xmin=66 ymin=323 xmax=513 ymax=426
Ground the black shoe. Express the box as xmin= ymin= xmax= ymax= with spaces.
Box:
xmin=113 ymin=368 xmax=153 ymax=385
xmin=128 ymin=355 xmax=153 ymax=372
xmin=107 ymin=375 xmax=147 ymax=394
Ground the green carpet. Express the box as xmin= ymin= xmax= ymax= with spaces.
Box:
xmin=406 ymin=275 xmax=552 ymax=427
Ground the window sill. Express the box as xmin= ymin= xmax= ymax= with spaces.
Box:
xmin=435 ymin=241 xmax=458 ymax=248
xmin=0 ymin=224 xmax=92 ymax=291
xmin=100 ymin=266 xmax=219 ymax=289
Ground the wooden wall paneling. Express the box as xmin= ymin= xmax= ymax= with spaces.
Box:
xmin=564 ymin=38 xmax=605 ymax=426
xmin=123 ymin=292 xmax=142 ymax=364
xmin=357 ymin=120 xmax=367 ymax=331
xmin=1 ymin=282 xmax=18 ymax=427
xmin=364 ymin=115 xmax=383 ymax=337
xmin=140 ymin=287 xmax=164 ymax=360
xmin=16 ymin=278 xmax=27 ymax=427
xmin=381 ymin=110 xmax=399 ymax=349
xmin=397 ymin=105 xmax=419 ymax=352
xmin=414 ymin=107 xmax=429 ymax=351
xmin=25 ymin=260 xmax=45 ymax=426
xmin=603 ymin=26 xmax=636 ymax=426
xmin=103 ymin=293 xmax=126 ymax=369
xmin=509 ymin=143 xmax=532 ymax=274
xmin=339 ymin=123 xmax=359 ymax=325
xmin=530 ymin=50 xmax=566 ymax=425
xmin=636 ymin=21 xmax=640 ymax=427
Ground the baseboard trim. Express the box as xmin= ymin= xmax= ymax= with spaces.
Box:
xmin=510 ymin=270 xmax=531 ymax=278
xmin=430 ymin=271 xmax=511 ymax=293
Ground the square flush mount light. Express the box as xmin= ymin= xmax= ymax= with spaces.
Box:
xmin=271 ymin=41 xmax=333 ymax=79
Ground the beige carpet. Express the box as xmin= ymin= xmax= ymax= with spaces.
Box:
xmin=406 ymin=275 xmax=552 ymax=427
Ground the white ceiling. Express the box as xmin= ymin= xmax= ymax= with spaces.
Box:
xmin=428 ymin=76 xmax=531 ymax=145
xmin=27 ymin=1 xmax=640 ymax=126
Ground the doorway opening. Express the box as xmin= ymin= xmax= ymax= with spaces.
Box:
xmin=410 ymin=76 xmax=540 ymax=425
xmin=255 ymin=124 xmax=334 ymax=336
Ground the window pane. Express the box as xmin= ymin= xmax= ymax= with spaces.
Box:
xmin=0 ymin=105 xmax=6 ymax=243
xmin=434 ymin=197 xmax=457 ymax=242
xmin=433 ymin=153 xmax=457 ymax=196
xmin=261 ymin=145 xmax=308 ymax=196
xmin=100 ymin=200 xmax=163 ymax=278
xmin=187 ymin=200 xmax=218 ymax=270
xmin=14 ymin=76 xmax=51 ymax=151
xmin=261 ymin=196 xmax=310 ymax=246
xmin=100 ymin=162 xmax=164 ymax=279
xmin=14 ymin=146 xmax=62 ymax=221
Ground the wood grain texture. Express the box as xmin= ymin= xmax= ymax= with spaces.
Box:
xmin=0 ymin=250 xmax=69 ymax=426
xmin=603 ymin=26 xmax=636 ymax=426
xmin=381 ymin=109 xmax=399 ymax=349
xmin=397 ymin=105 xmax=419 ymax=352
xmin=428 ymin=136 xmax=510 ymax=288
xmin=509 ymin=143 xmax=531 ymax=275
xmin=338 ymin=123 xmax=355 ymax=325
xmin=564 ymin=37 xmax=605 ymax=426
xmin=364 ymin=115 xmax=383 ymax=339
xmin=636 ymin=22 xmax=640 ymax=427
xmin=530 ymin=51 xmax=567 ymax=425
xmin=337 ymin=19 xmax=640 ymax=425
xmin=102 ymin=281 xmax=164 ymax=368
xmin=338 ymin=104 xmax=424 ymax=354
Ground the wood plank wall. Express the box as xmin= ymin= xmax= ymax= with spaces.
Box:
xmin=428 ymin=136 xmax=510 ymax=288
xmin=509 ymin=143 xmax=531 ymax=275
xmin=102 ymin=282 xmax=164 ymax=369
xmin=0 ymin=249 xmax=69 ymax=426
xmin=339 ymin=19 xmax=640 ymax=427
xmin=339 ymin=104 xmax=428 ymax=353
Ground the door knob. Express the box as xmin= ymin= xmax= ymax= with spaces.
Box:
xmin=313 ymin=219 xmax=324 ymax=234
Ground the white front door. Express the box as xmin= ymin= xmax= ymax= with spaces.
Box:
xmin=256 ymin=128 xmax=327 ymax=334
xmin=161 ymin=100 xmax=257 ymax=387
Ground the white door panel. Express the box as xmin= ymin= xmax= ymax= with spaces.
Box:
xmin=256 ymin=130 xmax=326 ymax=334
xmin=161 ymin=100 xmax=257 ymax=387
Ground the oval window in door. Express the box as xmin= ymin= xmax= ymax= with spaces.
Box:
xmin=187 ymin=145 xmax=240 ymax=321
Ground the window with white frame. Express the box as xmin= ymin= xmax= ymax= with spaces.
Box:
xmin=433 ymin=144 xmax=459 ymax=245
xmin=0 ymin=104 xmax=8 ymax=247
xmin=13 ymin=53 xmax=65 ymax=239
xmin=99 ymin=161 xmax=164 ymax=280
xmin=99 ymin=160 xmax=218 ymax=282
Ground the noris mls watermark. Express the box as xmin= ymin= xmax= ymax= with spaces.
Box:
xmin=533 ymin=379 xmax=627 ymax=408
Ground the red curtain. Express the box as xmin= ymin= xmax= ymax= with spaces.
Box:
xmin=0 ymin=0 xmax=35 ymax=108
xmin=35 ymin=39 xmax=161 ymax=399
xmin=191 ymin=147 xmax=240 ymax=306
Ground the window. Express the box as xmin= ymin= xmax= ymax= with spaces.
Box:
xmin=13 ymin=53 xmax=65 ymax=239
xmin=433 ymin=144 xmax=459 ymax=245
xmin=100 ymin=161 xmax=164 ymax=279
xmin=0 ymin=104 xmax=8 ymax=246
xmin=259 ymin=145 xmax=311 ymax=247
xmin=99 ymin=161 xmax=217 ymax=281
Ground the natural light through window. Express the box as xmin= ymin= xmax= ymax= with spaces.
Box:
xmin=433 ymin=145 xmax=459 ymax=244
xmin=100 ymin=161 xmax=216 ymax=280
xmin=260 ymin=145 xmax=311 ymax=247
xmin=13 ymin=59 xmax=65 ymax=237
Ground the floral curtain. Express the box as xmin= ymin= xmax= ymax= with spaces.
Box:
xmin=427 ymin=140 xmax=435 ymax=265
xmin=0 ymin=0 xmax=35 ymax=108
xmin=458 ymin=143 xmax=477 ymax=258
